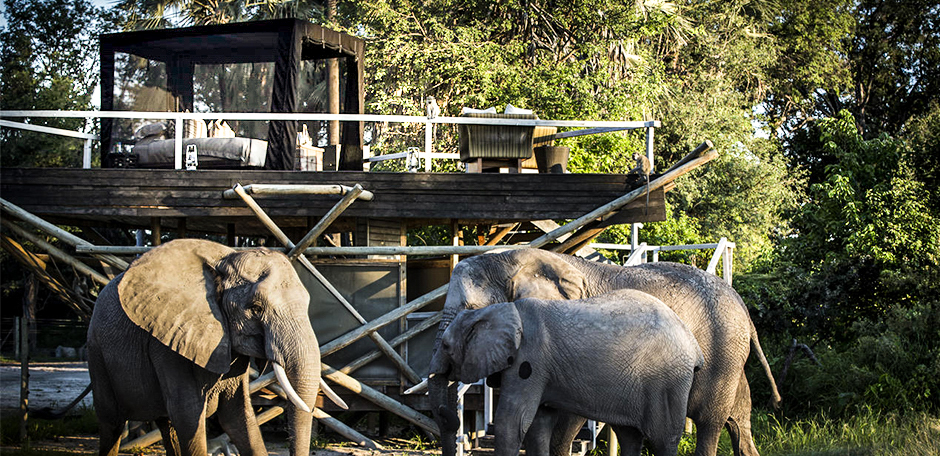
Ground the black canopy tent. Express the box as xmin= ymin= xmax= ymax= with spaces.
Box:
xmin=99 ymin=19 xmax=365 ymax=170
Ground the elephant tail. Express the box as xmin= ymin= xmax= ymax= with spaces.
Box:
xmin=750 ymin=321 xmax=782 ymax=409
xmin=31 ymin=382 xmax=93 ymax=419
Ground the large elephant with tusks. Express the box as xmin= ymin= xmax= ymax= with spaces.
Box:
xmin=87 ymin=239 xmax=346 ymax=456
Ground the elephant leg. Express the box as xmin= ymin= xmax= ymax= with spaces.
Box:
xmin=549 ymin=413 xmax=587 ymax=456
xmin=611 ymin=425 xmax=644 ymax=456
xmin=96 ymin=420 xmax=124 ymax=456
xmin=726 ymin=371 xmax=760 ymax=456
xmin=215 ymin=375 xmax=266 ymax=456
xmin=153 ymin=353 xmax=211 ymax=456
xmin=156 ymin=418 xmax=181 ymax=456
xmin=493 ymin=389 xmax=542 ymax=456
xmin=692 ymin=420 xmax=723 ymax=456
xmin=167 ymin=406 xmax=209 ymax=456
xmin=524 ymin=407 xmax=557 ymax=456
xmin=88 ymin=344 xmax=124 ymax=456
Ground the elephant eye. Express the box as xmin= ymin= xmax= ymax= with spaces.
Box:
xmin=247 ymin=302 xmax=264 ymax=317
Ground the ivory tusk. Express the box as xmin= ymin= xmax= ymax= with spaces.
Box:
xmin=273 ymin=363 xmax=312 ymax=413
xmin=319 ymin=378 xmax=349 ymax=410
xmin=404 ymin=378 xmax=429 ymax=395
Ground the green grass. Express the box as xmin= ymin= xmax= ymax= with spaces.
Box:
xmin=752 ymin=407 xmax=940 ymax=456
xmin=589 ymin=408 xmax=940 ymax=456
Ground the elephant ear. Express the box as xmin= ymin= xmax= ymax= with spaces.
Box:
xmin=510 ymin=257 xmax=587 ymax=301
xmin=456 ymin=302 xmax=522 ymax=384
xmin=117 ymin=239 xmax=235 ymax=374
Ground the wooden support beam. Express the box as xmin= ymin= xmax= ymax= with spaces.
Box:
xmin=1 ymin=235 xmax=92 ymax=319
xmin=319 ymin=285 xmax=447 ymax=357
xmin=339 ymin=311 xmax=443 ymax=375
xmin=230 ymin=184 xmax=423 ymax=385
xmin=1 ymin=220 xmax=110 ymax=286
xmin=150 ymin=217 xmax=161 ymax=246
xmin=528 ymin=141 xmax=716 ymax=249
xmin=77 ymin=244 xmax=529 ymax=256
xmin=222 ymin=184 xmax=374 ymax=201
xmin=321 ymin=362 xmax=439 ymax=436
xmin=485 ymin=223 xmax=518 ymax=246
xmin=177 ymin=217 xmax=187 ymax=239
xmin=288 ymin=184 xmax=364 ymax=261
xmin=0 ymin=197 xmax=129 ymax=270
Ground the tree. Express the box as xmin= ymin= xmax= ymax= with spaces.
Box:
xmin=770 ymin=111 xmax=940 ymax=341
xmin=0 ymin=0 xmax=118 ymax=167
xmin=113 ymin=0 xmax=328 ymax=29
xmin=766 ymin=0 xmax=940 ymax=139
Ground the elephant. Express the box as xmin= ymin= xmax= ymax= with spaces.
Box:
xmin=428 ymin=248 xmax=781 ymax=456
xmin=87 ymin=239 xmax=345 ymax=456
xmin=432 ymin=290 xmax=705 ymax=456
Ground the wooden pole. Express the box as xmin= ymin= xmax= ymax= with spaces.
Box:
xmin=321 ymin=362 xmax=439 ymax=436
xmin=177 ymin=217 xmax=187 ymax=239
xmin=76 ymin=244 xmax=527 ymax=256
xmin=19 ymin=275 xmax=34 ymax=447
xmin=230 ymin=184 xmax=423 ymax=385
xmin=0 ymin=198 xmax=129 ymax=270
xmin=1 ymin=220 xmax=110 ymax=286
xmin=288 ymin=184 xmax=364 ymax=261
xmin=150 ymin=217 xmax=161 ymax=246
xmin=222 ymin=184 xmax=374 ymax=201
xmin=339 ymin=311 xmax=443 ymax=375
xmin=319 ymin=285 xmax=447 ymax=357
xmin=528 ymin=142 xmax=716 ymax=249
xmin=1 ymin=235 xmax=92 ymax=319
xmin=484 ymin=223 xmax=518 ymax=246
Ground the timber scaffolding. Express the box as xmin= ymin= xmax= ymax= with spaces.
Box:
xmin=0 ymin=117 xmax=723 ymax=453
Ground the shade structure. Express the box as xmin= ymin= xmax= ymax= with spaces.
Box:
xmin=99 ymin=19 xmax=365 ymax=170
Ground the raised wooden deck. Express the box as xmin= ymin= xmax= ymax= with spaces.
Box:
xmin=0 ymin=168 xmax=665 ymax=236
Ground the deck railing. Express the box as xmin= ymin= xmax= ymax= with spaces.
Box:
xmin=0 ymin=110 xmax=659 ymax=172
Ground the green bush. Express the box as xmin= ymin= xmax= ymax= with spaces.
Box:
xmin=761 ymin=296 xmax=940 ymax=418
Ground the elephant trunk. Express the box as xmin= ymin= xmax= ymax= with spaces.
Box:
xmin=429 ymin=373 xmax=459 ymax=456
xmin=268 ymin=319 xmax=320 ymax=456
xmin=429 ymin=330 xmax=460 ymax=456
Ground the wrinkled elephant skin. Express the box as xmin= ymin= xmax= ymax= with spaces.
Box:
xmin=432 ymin=290 xmax=704 ymax=456
xmin=87 ymin=239 xmax=321 ymax=456
xmin=429 ymin=249 xmax=780 ymax=456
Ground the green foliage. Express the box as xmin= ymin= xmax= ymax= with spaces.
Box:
xmin=766 ymin=0 xmax=940 ymax=139
xmin=786 ymin=111 xmax=940 ymax=269
xmin=902 ymin=101 xmax=940 ymax=214
xmin=0 ymin=0 xmax=117 ymax=167
xmin=752 ymin=408 xmax=940 ymax=456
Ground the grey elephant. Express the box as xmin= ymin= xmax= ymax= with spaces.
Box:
xmin=428 ymin=248 xmax=781 ymax=456
xmin=433 ymin=290 xmax=704 ymax=456
xmin=87 ymin=239 xmax=344 ymax=456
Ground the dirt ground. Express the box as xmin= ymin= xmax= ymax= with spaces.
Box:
xmin=2 ymin=435 xmax=448 ymax=456
xmin=0 ymin=362 xmax=462 ymax=456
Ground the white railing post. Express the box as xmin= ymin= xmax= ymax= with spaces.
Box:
xmin=706 ymin=237 xmax=729 ymax=275
xmin=630 ymin=222 xmax=643 ymax=252
xmin=624 ymin=243 xmax=648 ymax=266
xmin=174 ymin=114 xmax=184 ymax=170
xmin=722 ymin=243 xmax=734 ymax=285
xmin=424 ymin=120 xmax=433 ymax=172
xmin=483 ymin=383 xmax=493 ymax=434
xmin=646 ymin=125 xmax=655 ymax=171
xmin=455 ymin=382 xmax=474 ymax=456
xmin=83 ymin=139 xmax=92 ymax=169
